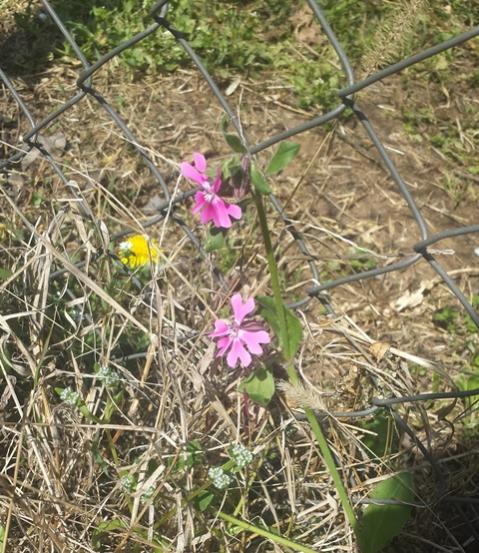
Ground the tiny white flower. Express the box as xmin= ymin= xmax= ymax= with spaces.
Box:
xmin=120 ymin=474 xmax=136 ymax=492
xmin=230 ymin=443 xmax=253 ymax=469
xmin=208 ymin=467 xmax=232 ymax=490
xmin=140 ymin=485 xmax=156 ymax=504
xmin=97 ymin=365 xmax=120 ymax=388
xmin=118 ymin=240 xmax=132 ymax=252
xmin=60 ymin=387 xmax=81 ymax=407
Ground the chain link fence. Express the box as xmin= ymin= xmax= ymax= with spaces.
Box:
xmin=2 ymin=0 xmax=479 ymax=546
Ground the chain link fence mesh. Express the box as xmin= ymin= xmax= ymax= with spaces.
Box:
xmin=1 ymin=0 xmax=479 ymax=546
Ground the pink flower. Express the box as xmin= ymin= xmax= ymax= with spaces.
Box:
xmin=210 ymin=293 xmax=270 ymax=369
xmin=180 ymin=152 xmax=209 ymax=185
xmin=180 ymin=152 xmax=242 ymax=229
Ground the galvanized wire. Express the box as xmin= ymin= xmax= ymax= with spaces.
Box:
xmin=1 ymin=0 xmax=479 ymax=535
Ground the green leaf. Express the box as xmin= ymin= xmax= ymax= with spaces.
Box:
xmin=32 ymin=191 xmax=44 ymax=207
xmin=94 ymin=519 xmax=128 ymax=533
xmin=357 ymin=472 xmax=414 ymax=553
xmin=205 ymin=231 xmax=226 ymax=252
xmin=265 ymin=141 xmax=300 ymax=175
xmin=457 ymin=373 xmax=479 ymax=393
xmin=92 ymin=518 xmax=128 ymax=548
xmin=195 ymin=490 xmax=215 ymax=512
xmin=221 ymin=159 xmax=242 ymax=181
xmin=250 ymin=163 xmax=271 ymax=194
xmin=0 ymin=268 xmax=12 ymax=281
xmin=360 ymin=411 xmax=398 ymax=458
xmin=224 ymin=133 xmax=247 ymax=153
xmin=221 ymin=115 xmax=247 ymax=153
xmin=102 ymin=391 xmax=124 ymax=423
xmin=258 ymin=296 xmax=303 ymax=361
xmin=239 ymin=366 xmax=275 ymax=406
xmin=184 ymin=440 xmax=203 ymax=469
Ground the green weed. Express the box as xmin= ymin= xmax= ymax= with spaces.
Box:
xmin=434 ymin=297 xmax=479 ymax=428
xmin=4 ymin=0 xmax=389 ymax=109
xmin=320 ymin=248 xmax=377 ymax=281
xmin=7 ymin=0 xmax=475 ymax=115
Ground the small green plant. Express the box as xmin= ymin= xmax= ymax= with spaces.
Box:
xmin=432 ymin=305 xmax=460 ymax=332
xmin=319 ymin=249 xmax=377 ymax=282
xmin=357 ymin=472 xmax=414 ymax=553
xmin=456 ymin=371 xmax=479 ymax=429
xmin=433 ymin=297 xmax=479 ymax=335
xmin=5 ymin=0 xmax=394 ymax=109
xmin=359 ymin=410 xmax=399 ymax=459
xmin=349 ymin=248 xmax=377 ymax=273
xmin=433 ymin=297 xmax=479 ymax=431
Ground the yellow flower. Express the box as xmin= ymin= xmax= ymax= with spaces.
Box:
xmin=117 ymin=234 xmax=161 ymax=269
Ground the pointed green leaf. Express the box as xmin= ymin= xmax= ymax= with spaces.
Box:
xmin=258 ymin=296 xmax=303 ymax=361
xmin=195 ymin=490 xmax=215 ymax=512
xmin=221 ymin=159 xmax=242 ymax=180
xmin=221 ymin=115 xmax=229 ymax=134
xmin=221 ymin=116 xmax=247 ymax=152
xmin=224 ymin=133 xmax=247 ymax=153
xmin=357 ymin=472 xmax=414 ymax=553
xmin=221 ymin=115 xmax=246 ymax=154
xmin=265 ymin=141 xmax=300 ymax=175
xmin=239 ymin=366 xmax=275 ymax=406
xmin=250 ymin=163 xmax=271 ymax=194
xmin=282 ymin=307 xmax=303 ymax=361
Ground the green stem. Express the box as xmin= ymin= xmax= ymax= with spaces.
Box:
xmin=304 ymin=407 xmax=356 ymax=529
xmin=217 ymin=511 xmax=317 ymax=553
xmin=253 ymin=189 xmax=357 ymax=532
xmin=253 ymin=192 xmax=288 ymax=342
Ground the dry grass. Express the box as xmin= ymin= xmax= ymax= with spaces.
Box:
xmin=360 ymin=0 xmax=430 ymax=77
xmin=1 ymin=3 xmax=479 ymax=553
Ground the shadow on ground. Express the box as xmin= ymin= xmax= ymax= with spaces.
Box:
xmin=387 ymin=423 xmax=479 ymax=552
xmin=0 ymin=1 xmax=125 ymax=78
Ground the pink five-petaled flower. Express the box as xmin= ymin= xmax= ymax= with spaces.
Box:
xmin=209 ymin=293 xmax=270 ymax=369
xmin=180 ymin=152 xmax=241 ymax=229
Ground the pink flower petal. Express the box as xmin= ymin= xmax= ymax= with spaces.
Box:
xmin=193 ymin=152 xmax=207 ymax=173
xmin=213 ymin=200 xmax=233 ymax=228
xmin=231 ymin=294 xmax=255 ymax=325
xmin=200 ymin=203 xmax=216 ymax=224
xmin=209 ymin=320 xmax=229 ymax=337
xmin=240 ymin=329 xmax=270 ymax=355
xmin=209 ymin=293 xmax=270 ymax=370
xmin=180 ymin=162 xmax=206 ymax=185
xmin=226 ymin=338 xmax=252 ymax=368
xmin=212 ymin=173 xmax=222 ymax=194
xmin=226 ymin=203 xmax=242 ymax=220
xmin=191 ymin=191 xmax=206 ymax=214
xmin=217 ymin=336 xmax=233 ymax=356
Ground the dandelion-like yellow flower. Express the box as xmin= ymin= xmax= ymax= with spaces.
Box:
xmin=117 ymin=234 xmax=161 ymax=269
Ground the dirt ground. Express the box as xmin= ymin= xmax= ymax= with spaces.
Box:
xmin=1 ymin=11 xmax=479 ymax=551
xmin=3 ymin=60 xmax=477 ymax=364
